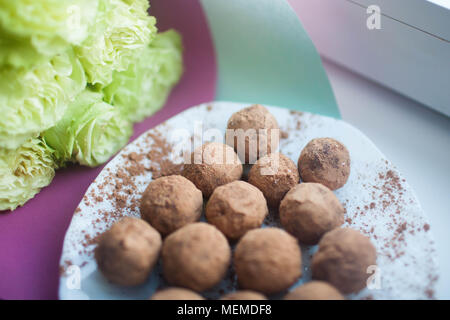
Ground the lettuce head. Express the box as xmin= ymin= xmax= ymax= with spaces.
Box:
xmin=44 ymin=90 xmax=132 ymax=167
xmin=0 ymin=138 xmax=56 ymax=211
xmin=103 ymin=29 xmax=183 ymax=123
xmin=0 ymin=0 xmax=98 ymax=68
xmin=75 ymin=0 xmax=157 ymax=87
xmin=0 ymin=49 xmax=86 ymax=150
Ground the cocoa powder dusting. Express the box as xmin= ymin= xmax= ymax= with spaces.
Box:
xmin=343 ymin=166 xmax=436 ymax=299
xmin=76 ymin=126 xmax=184 ymax=257
xmin=65 ymin=107 xmax=436 ymax=299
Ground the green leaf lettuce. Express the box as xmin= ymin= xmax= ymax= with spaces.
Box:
xmin=0 ymin=0 xmax=98 ymax=68
xmin=0 ymin=49 xmax=86 ymax=149
xmin=44 ymin=90 xmax=132 ymax=167
xmin=75 ymin=0 xmax=157 ymax=86
xmin=0 ymin=138 xmax=56 ymax=211
xmin=103 ymin=29 xmax=183 ymax=123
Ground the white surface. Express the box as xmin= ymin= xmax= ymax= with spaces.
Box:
xmin=292 ymin=0 xmax=450 ymax=116
xmin=428 ymin=0 xmax=450 ymax=10
xmin=324 ymin=59 xmax=450 ymax=299
xmin=354 ymin=0 xmax=450 ymax=39
xmin=59 ymin=102 xmax=438 ymax=300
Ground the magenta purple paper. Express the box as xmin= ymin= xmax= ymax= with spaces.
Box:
xmin=0 ymin=0 xmax=216 ymax=299
xmin=0 ymin=0 xmax=341 ymax=299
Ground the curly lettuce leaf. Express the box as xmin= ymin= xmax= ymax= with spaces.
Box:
xmin=0 ymin=49 xmax=86 ymax=150
xmin=44 ymin=90 xmax=132 ymax=167
xmin=75 ymin=0 xmax=157 ymax=86
xmin=0 ymin=0 xmax=98 ymax=68
xmin=103 ymin=29 xmax=183 ymax=123
xmin=0 ymin=138 xmax=56 ymax=211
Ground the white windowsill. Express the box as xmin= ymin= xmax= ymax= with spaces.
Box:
xmin=323 ymin=58 xmax=450 ymax=299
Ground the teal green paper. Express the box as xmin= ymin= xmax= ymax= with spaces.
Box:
xmin=200 ymin=0 xmax=340 ymax=118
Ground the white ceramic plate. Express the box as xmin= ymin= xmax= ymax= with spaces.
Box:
xmin=59 ymin=101 xmax=439 ymax=300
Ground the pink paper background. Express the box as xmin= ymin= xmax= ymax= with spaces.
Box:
xmin=0 ymin=0 xmax=217 ymax=300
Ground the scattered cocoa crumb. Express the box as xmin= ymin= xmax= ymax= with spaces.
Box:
xmin=77 ymin=126 xmax=185 ymax=257
xmin=396 ymin=222 xmax=407 ymax=234
xmin=425 ymin=289 xmax=435 ymax=299
xmin=151 ymin=160 xmax=183 ymax=179
xmin=289 ymin=110 xmax=303 ymax=116
xmin=59 ymin=260 xmax=73 ymax=276
xmin=67 ymin=110 xmax=437 ymax=299
xmin=59 ymin=265 xmax=66 ymax=276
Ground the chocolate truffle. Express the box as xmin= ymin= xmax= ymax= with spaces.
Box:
xmin=234 ymin=228 xmax=302 ymax=294
xmin=283 ymin=281 xmax=345 ymax=300
xmin=298 ymin=138 xmax=350 ymax=190
xmin=312 ymin=228 xmax=377 ymax=294
xmin=279 ymin=183 xmax=344 ymax=244
xmin=182 ymin=142 xmax=243 ymax=197
xmin=248 ymin=152 xmax=299 ymax=207
xmin=162 ymin=222 xmax=231 ymax=292
xmin=226 ymin=104 xmax=279 ymax=163
xmin=206 ymin=181 xmax=268 ymax=240
xmin=221 ymin=291 xmax=267 ymax=300
xmin=95 ymin=217 xmax=162 ymax=286
xmin=140 ymin=175 xmax=203 ymax=236
xmin=151 ymin=287 xmax=204 ymax=300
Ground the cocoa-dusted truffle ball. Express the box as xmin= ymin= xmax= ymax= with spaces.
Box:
xmin=312 ymin=228 xmax=377 ymax=294
xmin=162 ymin=222 xmax=231 ymax=291
xmin=283 ymin=281 xmax=345 ymax=300
xmin=182 ymin=142 xmax=243 ymax=197
xmin=221 ymin=291 xmax=267 ymax=300
xmin=234 ymin=228 xmax=302 ymax=294
xmin=206 ymin=181 xmax=268 ymax=240
xmin=226 ymin=104 xmax=279 ymax=163
xmin=298 ymin=138 xmax=350 ymax=190
xmin=279 ymin=183 xmax=344 ymax=244
xmin=95 ymin=217 xmax=162 ymax=286
xmin=248 ymin=152 xmax=299 ymax=207
xmin=140 ymin=175 xmax=203 ymax=236
xmin=151 ymin=287 xmax=204 ymax=300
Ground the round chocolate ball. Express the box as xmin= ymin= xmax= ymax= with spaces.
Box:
xmin=226 ymin=104 xmax=279 ymax=163
xmin=234 ymin=228 xmax=302 ymax=294
xmin=312 ymin=228 xmax=377 ymax=294
xmin=151 ymin=287 xmax=204 ymax=300
xmin=298 ymin=138 xmax=350 ymax=190
xmin=162 ymin=222 xmax=231 ymax=292
xmin=140 ymin=175 xmax=203 ymax=236
xmin=182 ymin=142 xmax=243 ymax=197
xmin=95 ymin=217 xmax=162 ymax=286
xmin=206 ymin=181 xmax=268 ymax=240
xmin=283 ymin=281 xmax=345 ymax=300
xmin=279 ymin=183 xmax=344 ymax=244
xmin=221 ymin=290 xmax=267 ymax=300
xmin=248 ymin=152 xmax=299 ymax=207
